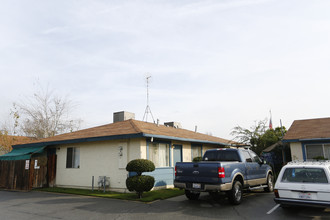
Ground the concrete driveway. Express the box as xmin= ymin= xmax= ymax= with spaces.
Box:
xmin=0 ymin=190 xmax=329 ymax=220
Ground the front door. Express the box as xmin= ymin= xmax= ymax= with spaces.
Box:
xmin=173 ymin=145 xmax=182 ymax=167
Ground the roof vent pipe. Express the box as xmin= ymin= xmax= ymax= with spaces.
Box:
xmin=195 ymin=126 xmax=197 ymax=133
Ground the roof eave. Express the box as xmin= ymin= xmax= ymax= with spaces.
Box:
xmin=283 ymin=137 xmax=330 ymax=143
xmin=282 ymin=139 xmax=300 ymax=143
xmin=142 ymin=133 xmax=232 ymax=146
xmin=13 ymin=132 xmax=232 ymax=148
xmin=299 ymin=138 xmax=330 ymax=142
xmin=13 ymin=133 xmax=145 ymax=148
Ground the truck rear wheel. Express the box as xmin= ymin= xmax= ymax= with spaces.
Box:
xmin=227 ymin=181 xmax=242 ymax=205
xmin=185 ymin=190 xmax=200 ymax=200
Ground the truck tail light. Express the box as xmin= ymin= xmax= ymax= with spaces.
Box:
xmin=218 ymin=167 xmax=225 ymax=178
xmin=274 ymin=189 xmax=279 ymax=198
xmin=175 ymin=166 xmax=177 ymax=176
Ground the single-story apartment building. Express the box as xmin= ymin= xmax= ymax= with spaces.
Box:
xmin=283 ymin=117 xmax=330 ymax=161
xmin=0 ymin=111 xmax=235 ymax=191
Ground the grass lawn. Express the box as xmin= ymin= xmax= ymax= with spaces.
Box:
xmin=36 ymin=187 xmax=185 ymax=202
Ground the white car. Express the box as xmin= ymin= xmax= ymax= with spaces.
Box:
xmin=274 ymin=161 xmax=330 ymax=208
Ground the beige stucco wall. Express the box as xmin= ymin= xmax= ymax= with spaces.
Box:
xmin=55 ymin=138 xmax=144 ymax=191
xmin=290 ymin=142 xmax=303 ymax=161
xmin=173 ymin=142 xmax=222 ymax=163
xmin=202 ymin=144 xmax=222 ymax=153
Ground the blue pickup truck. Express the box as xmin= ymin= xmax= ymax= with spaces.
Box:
xmin=174 ymin=148 xmax=274 ymax=205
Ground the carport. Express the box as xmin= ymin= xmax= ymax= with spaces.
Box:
xmin=0 ymin=145 xmax=56 ymax=190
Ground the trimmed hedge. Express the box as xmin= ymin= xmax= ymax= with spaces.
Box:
xmin=126 ymin=159 xmax=155 ymax=175
xmin=193 ymin=157 xmax=202 ymax=162
xmin=126 ymin=175 xmax=155 ymax=193
xmin=126 ymin=159 xmax=156 ymax=198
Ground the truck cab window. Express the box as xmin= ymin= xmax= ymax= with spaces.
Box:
xmin=242 ymin=150 xmax=252 ymax=162
xmin=249 ymin=151 xmax=261 ymax=163
xmin=203 ymin=150 xmax=240 ymax=162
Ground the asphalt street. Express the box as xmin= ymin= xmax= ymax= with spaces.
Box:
xmin=0 ymin=190 xmax=329 ymax=220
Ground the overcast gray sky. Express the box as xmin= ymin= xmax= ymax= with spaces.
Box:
xmin=1 ymin=0 xmax=330 ymax=140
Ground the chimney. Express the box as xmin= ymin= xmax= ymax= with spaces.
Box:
xmin=113 ymin=111 xmax=135 ymax=123
xmin=164 ymin=122 xmax=182 ymax=129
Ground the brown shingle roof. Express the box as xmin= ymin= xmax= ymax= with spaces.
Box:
xmin=284 ymin=117 xmax=330 ymax=140
xmin=17 ymin=119 xmax=233 ymax=146
xmin=132 ymin=120 xmax=232 ymax=144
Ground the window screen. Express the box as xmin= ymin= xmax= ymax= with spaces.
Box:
xmin=191 ymin=145 xmax=202 ymax=160
xmin=306 ymin=145 xmax=324 ymax=160
xmin=66 ymin=147 xmax=80 ymax=168
xmin=324 ymin=145 xmax=330 ymax=160
xmin=149 ymin=143 xmax=169 ymax=167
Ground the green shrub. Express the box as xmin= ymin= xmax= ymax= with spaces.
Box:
xmin=126 ymin=159 xmax=155 ymax=175
xmin=313 ymin=156 xmax=328 ymax=161
xmin=193 ymin=157 xmax=202 ymax=162
xmin=126 ymin=175 xmax=155 ymax=196
xmin=126 ymin=159 xmax=156 ymax=198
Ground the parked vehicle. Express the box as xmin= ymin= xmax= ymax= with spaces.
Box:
xmin=174 ymin=148 xmax=273 ymax=205
xmin=274 ymin=161 xmax=330 ymax=208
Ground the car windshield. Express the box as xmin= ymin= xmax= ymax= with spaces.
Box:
xmin=203 ymin=150 xmax=240 ymax=162
xmin=281 ymin=167 xmax=328 ymax=183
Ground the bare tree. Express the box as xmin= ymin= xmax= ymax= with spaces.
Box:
xmin=0 ymin=130 xmax=14 ymax=153
xmin=230 ymin=119 xmax=267 ymax=148
xmin=11 ymin=86 xmax=82 ymax=139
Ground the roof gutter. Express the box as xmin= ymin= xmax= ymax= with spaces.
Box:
xmin=283 ymin=138 xmax=330 ymax=143
xmin=299 ymin=138 xmax=330 ymax=142
xmin=282 ymin=139 xmax=299 ymax=143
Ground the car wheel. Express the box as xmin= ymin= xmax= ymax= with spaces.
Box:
xmin=264 ymin=173 xmax=274 ymax=192
xmin=228 ymin=181 xmax=242 ymax=205
xmin=185 ymin=190 xmax=200 ymax=200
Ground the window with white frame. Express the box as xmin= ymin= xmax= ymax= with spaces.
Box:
xmin=148 ymin=143 xmax=170 ymax=167
xmin=191 ymin=145 xmax=202 ymax=160
xmin=324 ymin=145 xmax=330 ymax=159
xmin=66 ymin=147 xmax=80 ymax=168
xmin=306 ymin=144 xmax=330 ymax=160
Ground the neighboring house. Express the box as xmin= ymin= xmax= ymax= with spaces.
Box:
xmin=0 ymin=111 xmax=235 ymax=191
xmin=283 ymin=117 xmax=330 ymax=161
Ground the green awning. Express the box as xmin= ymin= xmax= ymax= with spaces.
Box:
xmin=0 ymin=145 xmax=46 ymax=161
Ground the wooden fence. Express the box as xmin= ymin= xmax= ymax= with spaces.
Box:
xmin=0 ymin=155 xmax=56 ymax=190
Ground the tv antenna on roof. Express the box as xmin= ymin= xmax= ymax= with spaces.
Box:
xmin=142 ymin=75 xmax=155 ymax=123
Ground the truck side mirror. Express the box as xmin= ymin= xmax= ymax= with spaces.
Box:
xmin=259 ymin=158 xmax=266 ymax=165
